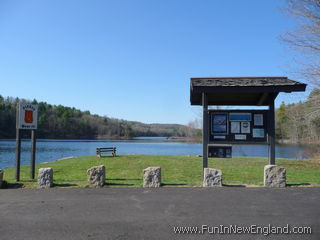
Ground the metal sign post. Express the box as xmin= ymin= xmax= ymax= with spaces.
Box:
xmin=15 ymin=103 xmax=38 ymax=181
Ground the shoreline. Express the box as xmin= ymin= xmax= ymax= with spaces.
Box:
xmin=1 ymin=155 xmax=319 ymax=189
xmin=0 ymin=137 xmax=318 ymax=145
xmin=0 ymin=136 xmax=201 ymax=143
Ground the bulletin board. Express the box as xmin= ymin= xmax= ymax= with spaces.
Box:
xmin=209 ymin=110 xmax=268 ymax=144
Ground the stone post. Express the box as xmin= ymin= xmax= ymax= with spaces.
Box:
xmin=38 ymin=168 xmax=53 ymax=189
xmin=203 ymin=168 xmax=222 ymax=187
xmin=264 ymin=165 xmax=286 ymax=187
xmin=87 ymin=165 xmax=105 ymax=187
xmin=143 ymin=167 xmax=161 ymax=187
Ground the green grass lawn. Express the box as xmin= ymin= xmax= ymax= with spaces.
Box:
xmin=2 ymin=155 xmax=320 ymax=188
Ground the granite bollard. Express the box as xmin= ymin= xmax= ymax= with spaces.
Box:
xmin=143 ymin=167 xmax=161 ymax=187
xmin=264 ymin=165 xmax=286 ymax=187
xmin=38 ymin=168 xmax=53 ymax=188
xmin=87 ymin=165 xmax=105 ymax=187
xmin=203 ymin=168 xmax=222 ymax=187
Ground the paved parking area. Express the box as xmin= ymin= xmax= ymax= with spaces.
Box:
xmin=0 ymin=187 xmax=319 ymax=239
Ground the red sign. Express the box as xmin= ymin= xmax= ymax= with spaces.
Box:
xmin=25 ymin=110 xmax=33 ymax=123
xmin=17 ymin=103 xmax=38 ymax=129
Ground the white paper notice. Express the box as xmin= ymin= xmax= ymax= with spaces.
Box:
xmin=241 ymin=122 xmax=250 ymax=133
xmin=213 ymin=135 xmax=226 ymax=139
xmin=235 ymin=134 xmax=246 ymax=140
xmin=254 ymin=114 xmax=263 ymax=126
xmin=231 ymin=122 xmax=240 ymax=133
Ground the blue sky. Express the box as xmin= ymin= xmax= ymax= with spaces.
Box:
xmin=0 ymin=0 xmax=308 ymax=124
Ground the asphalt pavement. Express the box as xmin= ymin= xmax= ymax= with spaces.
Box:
xmin=0 ymin=187 xmax=319 ymax=240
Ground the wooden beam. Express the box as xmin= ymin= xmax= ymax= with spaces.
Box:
xmin=202 ymin=93 xmax=208 ymax=171
xmin=257 ymin=93 xmax=269 ymax=106
xmin=30 ymin=130 xmax=36 ymax=179
xmin=192 ymin=85 xmax=306 ymax=94
xmin=15 ymin=128 xmax=21 ymax=182
xmin=268 ymin=95 xmax=276 ymax=165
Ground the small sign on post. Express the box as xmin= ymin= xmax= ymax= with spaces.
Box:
xmin=17 ymin=103 xmax=38 ymax=130
xmin=15 ymin=103 xmax=38 ymax=181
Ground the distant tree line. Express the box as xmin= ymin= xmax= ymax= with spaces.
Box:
xmin=4 ymin=91 xmax=318 ymax=144
xmin=276 ymin=89 xmax=320 ymax=143
xmin=0 ymin=96 xmax=200 ymax=139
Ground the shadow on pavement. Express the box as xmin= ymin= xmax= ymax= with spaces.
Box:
xmin=161 ymin=183 xmax=187 ymax=186
xmin=53 ymin=183 xmax=78 ymax=187
xmin=107 ymin=178 xmax=141 ymax=181
xmin=106 ymin=183 xmax=134 ymax=186
xmin=287 ymin=183 xmax=311 ymax=187
xmin=3 ymin=182 xmax=24 ymax=189
xmin=223 ymin=184 xmax=246 ymax=188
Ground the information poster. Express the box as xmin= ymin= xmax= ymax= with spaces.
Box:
xmin=241 ymin=122 xmax=250 ymax=133
xmin=229 ymin=113 xmax=251 ymax=121
xmin=254 ymin=114 xmax=263 ymax=126
xmin=253 ymin=128 xmax=265 ymax=138
xmin=212 ymin=114 xmax=228 ymax=134
xmin=231 ymin=122 xmax=240 ymax=133
xmin=209 ymin=110 xmax=267 ymax=143
xmin=225 ymin=148 xmax=232 ymax=158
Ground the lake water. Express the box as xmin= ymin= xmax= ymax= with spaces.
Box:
xmin=0 ymin=138 xmax=310 ymax=169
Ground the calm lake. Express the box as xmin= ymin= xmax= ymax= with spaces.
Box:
xmin=0 ymin=138 xmax=310 ymax=169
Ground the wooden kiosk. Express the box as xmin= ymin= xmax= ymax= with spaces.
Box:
xmin=190 ymin=77 xmax=306 ymax=186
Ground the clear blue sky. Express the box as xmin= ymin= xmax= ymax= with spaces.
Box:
xmin=0 ymin=0 xmax=308 ymax=124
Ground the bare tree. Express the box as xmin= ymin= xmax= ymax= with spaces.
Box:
xmin=286 ymin=103 xmax=306 ymax=143
xmin=281 ymin=0 xmax=320 ymax=87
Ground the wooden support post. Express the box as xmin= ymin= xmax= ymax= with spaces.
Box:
xmin=30 ymin=129 xmax=36 ymax=179
xmin=268 ymin=96 xmax=276 ymax=165
xmin=202 ymin=93 xmax=208 ymax=171
xmin=15 ymin=128 xmax=21 ymax=182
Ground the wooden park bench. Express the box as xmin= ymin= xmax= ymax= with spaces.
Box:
xmin=96 ymin=147 xmax=116 ymax=157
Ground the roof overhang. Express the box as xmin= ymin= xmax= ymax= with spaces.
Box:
xmin=190 ymin=76 xmax=307 ymax=106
